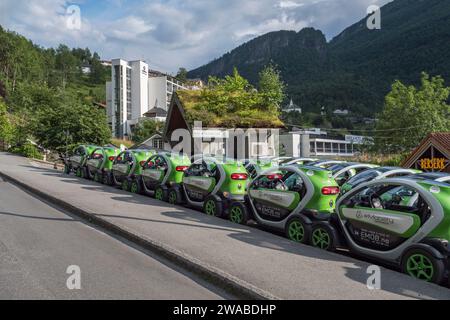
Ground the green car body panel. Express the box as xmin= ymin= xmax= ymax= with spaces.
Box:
xmin=418 ymin=181 xmax=450 ymax=240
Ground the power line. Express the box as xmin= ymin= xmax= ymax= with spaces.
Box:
xmin=283 ymin=123 xmax=427 ymax=133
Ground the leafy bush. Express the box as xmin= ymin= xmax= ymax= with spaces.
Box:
xmin=9 ymin=141 xmax=43 ymax=160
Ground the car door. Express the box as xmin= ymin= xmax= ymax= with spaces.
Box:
xmin=86 ymin=148 xmax=104 ymax=175
xmin=69 ymin=146 xmax=85 ymax=167
xmin=339 ymin=183 xmax=424 ymax=251
xmin=249 ymin=171 xmax=302 ymax=222
xmin=112 ymin=151 xmax=131 ymax=182
xmin=182 ymin=161 xmax=217 ymax=202
xmin=142 ymin=155 xmax=167 ymax=188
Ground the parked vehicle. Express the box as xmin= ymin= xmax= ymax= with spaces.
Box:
xmin=172 ymin=157 xmax=249 ymax=217
xmin=64 ymin=144 xmax=99 ymax=178
xmin=332 ymin=177 xmax=450 ymax=284
xmin=340 ymin=167 xmax=421 ymax=195
xmin=231 ymin=165 xmax=340 ymax=243
xmin=407 ymin=172 xmax=450 ymax=184
xmin=281 ymin=158 xmax=319 ymax=166
xmin=243 ymin=158 xmax=277 ymax=180
xmin=109 ymin=149 xmax=155 ymax=190
xmin=309 ymin=159 xmax=346 ymax=169
xmin=85 ymin=146 xmax=120 ymax=183
xmin=328 ymin=162 xmax=379 ymax=186
xmin=133 ymin=152 xmax=191 ymax=202
xmin=270 ymin=156 xmax=293 ymax=165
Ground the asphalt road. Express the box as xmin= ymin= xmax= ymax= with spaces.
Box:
xmin=0 ymin=176 xmax=229 ymax=299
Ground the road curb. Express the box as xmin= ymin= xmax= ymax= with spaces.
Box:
xmin=0 ymin=170 xmax=280 ymax=300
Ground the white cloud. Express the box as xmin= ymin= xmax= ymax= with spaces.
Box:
xmin=234 ymin=13 xmax=307 ymax=40
xmin=108 ymin=16 xmax=155 ymax=41
xmin=0 ymin=0 xmax=394 ymax=73
xmin=278 ymin=1 xmax=304 ymax=9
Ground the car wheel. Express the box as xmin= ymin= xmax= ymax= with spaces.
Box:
xmin=229 ymin=202 xmax=249 ymax=225
xmin=168 ymin=187 xmax=184 ymax=205
xmin=76 ymin=167 xmax=82 ymax=178
xmin=203 ymin=195 xmax=223 ymax=217
xmin=94 ymin=171 xmax=100 ymax=183
xmin=64 ymin=164 xmax=71 ymax=174
xmin=155 ymin=185 xmax=168 ymax=202
xmin=130 ymin=178 xmax=142 ymax=194
xmin=103 ymin=172 xmax=112 ymax=186
xmin=122 ymin=178 xmax=131 ymax=192
xmin=310 ymin=221 xmax=337 ymax=251
xmin=401 ymin=247 xmax=445 ymax=284
xmin=285 ymin=216 xmax=311 ymax=244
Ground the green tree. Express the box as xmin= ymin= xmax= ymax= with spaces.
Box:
xmin=131 ymin=119 xmax=164 ymax=144
xmin=375 ymin=72 xmax=450 ymax=153
xmin=258 ymin=64 xmax=285 ymax=113
xmin=34 ymin=100 xmax=111 ymax=153
xmin=55 ymin=44 xmax=78 ymax=88
xmin=0 ymin=98 xmax=14 ymax=149
xmin=176 ymin=67 xmax=188 ymax=82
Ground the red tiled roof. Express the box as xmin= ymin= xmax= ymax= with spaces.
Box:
xmin=403 ymin=132 xmax=450 ymax=167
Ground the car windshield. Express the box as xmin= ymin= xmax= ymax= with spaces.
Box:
xmin=346 ymin=170 xmax=379 ymax=186
xmin=329 ymin=163 xmax=352 ymax=174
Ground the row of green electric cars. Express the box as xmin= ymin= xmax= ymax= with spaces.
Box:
xmin=64 ymin=145 xmax=450 ymax=285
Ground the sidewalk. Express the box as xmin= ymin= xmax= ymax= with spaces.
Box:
xmin=0 ymin=152 xmax=449 ymax=300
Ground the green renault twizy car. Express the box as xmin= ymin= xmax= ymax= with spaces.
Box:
xmin=231 ymin=165 xmax=341 ymax=243
xmin=85 ymin=146 xmax=121 ymax=183
xmin=171 ymin=157 xmax=249 ymax=217
xmin=132 ymin=152 xmax=191 ymax=202
xmin=64 ymin=144 xmax=98 ymax=178
xmin=108 ymin=149 xmax=155 ymax=190
xmin=333 ymin=177 xmax=450 ymax=284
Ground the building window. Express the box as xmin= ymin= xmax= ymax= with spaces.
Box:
xmin=114 ymin=65 xmax=122 ymax=137
xmin=126 ymin=68 xmax=132 ymax=120
xmin=152 ymin=138 xmax=164 ymax=150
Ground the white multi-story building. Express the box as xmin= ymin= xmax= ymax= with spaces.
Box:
xmin=106 ymin=59 xmax=187 ymax=139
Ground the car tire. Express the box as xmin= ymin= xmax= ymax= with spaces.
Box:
xmin=81 ymin=167 xmax=88 ymax=179
xmin=130 ymin=178 xmax=142 ymax=194
xmin=168 ymin=187 xmax=184 ymax=205
xmin=203 ymin=195 xmax=223 ymax=218
xmin=229 ymin=202 xmax=249 ymax=225
xmin=64 ymin=164 xmax=71 ymax=174
xmin=94 ymin=171 xmax=101 ymax=183
xmin=401 ymin=246 xmax=445 ymax=284
xmin=310 ymin=221 xmax=338 ymax=251
xmin=285 ymin=216 xmax=311 ymax=244
xmin=122 ymin=178 xmax=131 ymax=192
xmin=155 ymin=185 xmax=168 ymax=202
xmin=104 ymin=172 xmax=113 ymax=186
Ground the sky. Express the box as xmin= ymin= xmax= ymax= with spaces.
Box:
xmin=0 ymin=0 xmax=392 ymax=74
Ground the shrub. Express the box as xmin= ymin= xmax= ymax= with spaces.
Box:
xmin=9 ymin=141 xmax=43 ymax=160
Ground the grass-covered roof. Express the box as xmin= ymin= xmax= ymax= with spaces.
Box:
xmin=176 ymin=89 xmax=284 ymax=128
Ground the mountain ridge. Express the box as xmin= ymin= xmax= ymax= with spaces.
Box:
xmin=188 ymin=0 xmax=450 ymax=115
